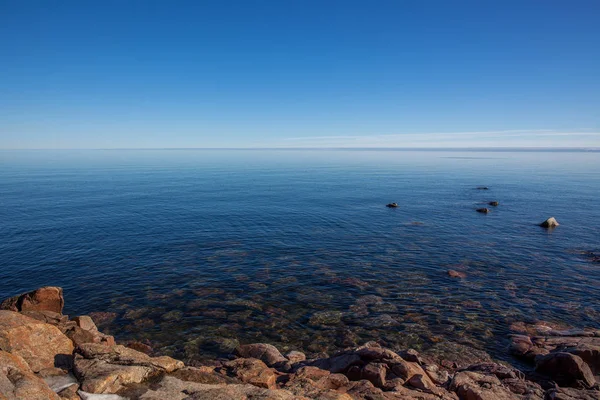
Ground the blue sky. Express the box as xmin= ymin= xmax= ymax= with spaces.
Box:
xmin=1 ymin=0 xmax=599 ymax=148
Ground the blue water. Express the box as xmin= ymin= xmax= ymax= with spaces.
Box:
xmin=1 ymin=149 xmax=599 ymax=362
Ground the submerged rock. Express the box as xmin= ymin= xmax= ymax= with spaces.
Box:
xmin=540 ymin=217 xmax=560 ymax=228
xmin=447 ymin=270 xmax=467 ymax=279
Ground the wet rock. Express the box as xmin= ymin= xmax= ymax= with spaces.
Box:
xmin=138 ymin=375 xmax=305 ymax=400
xmin=386 ymin=203 xmax=399 ymax=208
xmin=476 ymin=208 xmax=490 ymax=214
xmin=126 ymin=341 xmax=153 ymax=355
xmin=364 ymin=314 xmax=400 ymax=328
xmin=235 ymin=343 xmax=287 ymax=367
xmin=0 ymin=286 xmax=64 ymax=314
xmin=0 ymin=350 xmax=61 ymax=400
xmin=0 ymin=310 xmax=74 ymax=372
xmin=476 ymin=187 xmax=489 ymax=190
xmin=488 ymin=201 xmax=499 ymax=206
xmin=222 ymin=358 xmax=278 ymax=389
xmin=309 ymin=311 xmax=343 ymax=327
xmin=534 ymin=352 xmax=596 ymax=388
xmin=447 ymin=270 xmax=467 ymax=279
xmin=87 ymin=312 xmax=117 ymax=327
xmin=540 ymin=217 xmax=560 ymax=228
xmin=74 ymin=343 xmax=183 ymax=393
xmin=423 ymin=342 xmax=492 ymax=370
xmin=450 ymin=371 xmax=516 ymax=400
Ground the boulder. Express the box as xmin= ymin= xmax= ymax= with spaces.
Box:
xmin=138 ymin=375 xmax=307 ymax=400
xmin=540 ymin=217 xmax=559 ymax=228
xmin=235 ymin=343 xmax=287 ymax=367
xmin=74 ymin=343 xmax=183 ymax=393
xmin=0 ymin=287 xmax=64 ymax=314
xmin=360 ymin=362 xmax=387 ymax=388
xmin=390 ymin=359 xmax=435 ymax=388
xmin=535 ymin=352 xmax=596 ymax=388
xmin=449 ymin=371 xmax=516 ymax=400
xmin=476 ymin=208 xmax=490 ymax=214
xmin=0 ymin=311 xmax=74 ymax=372
xmin=223 ymin=358 xmax=278 ymax=389
xmin=489 ymin=201 xmax=499 ymax=206
xmin=0 ymin=351 xmax=61 ymax=400
xmin=386 ymin=203 xmax=399 ymax=208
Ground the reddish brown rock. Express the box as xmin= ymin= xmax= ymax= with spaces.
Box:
xmin=0 ymin=351 xmax=61 ymax=400
xmin=74 ymin=343 xmax=183 ymax=393
xmin=223 ymin=358 xmax=278 ymax=389
xmin=360 ymin=362 xmax=387 ymax=388
xmin=535 ymin=352 xmax=596 ymax=388
xmin=0 ymin=287 xmax=64 ymax=314
xmin=447 ymin=270 xmax=466 ymax=279
xmin=0 ymin=311 xmax=74 ymax=372
xmin=450 ymin=371 xmax=516 ymax=400
xmin=235 ymin=343 xmax=287 ymax=367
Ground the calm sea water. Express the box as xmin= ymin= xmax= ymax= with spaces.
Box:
xmin=1 ymin=149 xmax=599 ymax=362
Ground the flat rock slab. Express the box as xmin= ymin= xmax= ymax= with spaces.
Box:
xmin=138 ymin=375 xmax=308 ymax=400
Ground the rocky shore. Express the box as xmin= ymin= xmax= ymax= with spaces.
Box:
xmin=0 ymin=287 xmax=598 ymax=399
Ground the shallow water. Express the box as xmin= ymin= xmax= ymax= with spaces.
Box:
xmin=1 ymin=149 xmax=599 ymax=362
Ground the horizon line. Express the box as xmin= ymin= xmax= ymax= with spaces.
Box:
xmin=2 ymin=146 xmax=600 ymax=152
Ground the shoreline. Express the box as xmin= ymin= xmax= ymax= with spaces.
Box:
xmin=0 ymin=286 xmax=598 ymax=400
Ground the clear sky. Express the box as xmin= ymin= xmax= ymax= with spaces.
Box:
xmin=1 ymin=0 xmax=599 ymax=149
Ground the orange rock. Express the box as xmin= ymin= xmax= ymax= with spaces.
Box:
xmin=0 ymin=287 xmax=64 ymax=314
xmin=0 ymin=351 xmax=61 ymax=400
xmin=0 ymin=311 xmax=74 ymax=372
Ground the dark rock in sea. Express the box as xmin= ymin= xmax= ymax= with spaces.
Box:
xmin=535 ymin=352 xmax=596 ymax=388
xmin=488 ymin=201 xmax=499 ymax=206
xmin=476 ymin=208 xmax=490 ymax=214
xmin=477 ymin=186 xmax=489 ymax=190
xmin=540 ymin=217 xmax=560 ymax=228
xmin=386 ymin=202 xmax=398 ymax=208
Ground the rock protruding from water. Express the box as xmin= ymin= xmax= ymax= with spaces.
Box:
xmin=0 ymin=286 xmax=64 ymax=314
xmin=540 ymin=217 xmax=560 ymax=228
xmin=476 ymin=208 xmax=490 ymax=214
xmin=386 ymin=202 xmax=398 ymax=208
xmin=488 ymin=201 xmax=499 ymax=206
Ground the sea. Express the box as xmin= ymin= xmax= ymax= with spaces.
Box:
xmin=1 ymin=149 xmax=599 ymax=363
